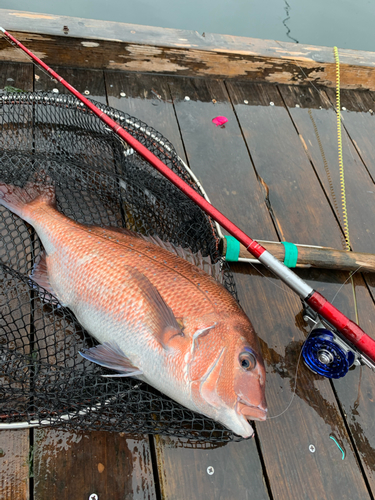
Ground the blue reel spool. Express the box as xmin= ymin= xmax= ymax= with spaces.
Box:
xmin=302 ymin=329 xmax=355 ymax=379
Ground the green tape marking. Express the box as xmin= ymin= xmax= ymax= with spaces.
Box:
xmin=225 ymin=235 xmax=240 ymax=262
xmin=282 ymin=242 xmax=298 ymax=268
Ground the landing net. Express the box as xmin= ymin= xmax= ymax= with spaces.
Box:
xmin=0 ymin=92 xmax=242 ymax=442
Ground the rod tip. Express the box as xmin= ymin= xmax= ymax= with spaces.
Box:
xmin=0 ymin=27 xmax=6 ymax=33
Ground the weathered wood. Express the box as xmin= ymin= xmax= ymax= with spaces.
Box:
xmin=33 ymin=429 xmax=156 ymax=499
xmin=1 ymin=9 xmax=375 ymax=89
xmin=278 ymin=84 xmax=375 ymax=254
xmin=156 ymin=435 xmax=269 ymax=500
xmin=0 ymin=60 xmax=33 ymax=91
xmin=221 ymin=237 xmax=375 ymax=273
xmin=34 ymin=66 xmax=107 ymax=104
xmin=226 ymin=81 xmax=343 ymax=248
xmin=167 ymin=77 xmax=276 ymax=241
xmin=32 ymin=66 xmax=157 ymax=500
xmin=0 ymin=430 xmax=29 ymax=499
xmin=104 ymin=71 xmax=187 ymax=162
xmin=225 ymin=80 xmax=372 ymax=498
xmin=165 ymin=76 xmax=371 ymax=499
xmin=291 ymin=86 xmax=375 ymax=493
xmin=234 ymin=264 xmax=372 ymax=500
xmin=105 ymin=72 xmax=272 ymax=500
xmin=0 ymin=61 xmax=34 ymax=500
xmin=250 ymin=82 xmax=375 ymax=497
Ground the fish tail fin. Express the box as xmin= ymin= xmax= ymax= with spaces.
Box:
xmin=0 ymin=175 xmax=55 ymax=222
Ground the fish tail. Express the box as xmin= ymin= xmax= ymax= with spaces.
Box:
xmin=0 ymin=175 xmax=55 ymax=222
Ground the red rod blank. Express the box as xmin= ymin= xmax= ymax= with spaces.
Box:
xmin=2 ymin=27 xmax=375 ymax=363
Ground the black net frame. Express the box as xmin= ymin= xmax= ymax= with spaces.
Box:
xmin=0 ymin=91 xmax=243 ymax=443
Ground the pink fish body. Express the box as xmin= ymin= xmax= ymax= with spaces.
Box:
xmin=0 ymin=178 xmax=266 ymax=437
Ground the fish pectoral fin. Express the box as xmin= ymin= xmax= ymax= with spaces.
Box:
xmin=124 ymin=266 xmax=184 ymax=350
xmin=79 ymin=342 xmax=143 ymax=377
xmin=29 ymin=251 xmax=60 ymax=306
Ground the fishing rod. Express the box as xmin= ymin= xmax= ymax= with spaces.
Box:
xmin=1 ymin=27 xmax=375 ymax=378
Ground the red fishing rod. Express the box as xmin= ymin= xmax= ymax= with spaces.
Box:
xmin=1 ymin=27 xmax=375 ymax=374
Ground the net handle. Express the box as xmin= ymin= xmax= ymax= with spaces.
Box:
xmin=1 ymin=27 xmax=375 ymax=362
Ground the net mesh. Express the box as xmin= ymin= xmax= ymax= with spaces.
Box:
xmin=0 ymin=92 xmax=243 ymax=442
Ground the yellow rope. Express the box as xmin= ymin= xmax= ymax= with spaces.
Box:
xmin=334 ymin=46 xmax=351 ymax=251
xmin=334 ymin=46 xmax=359 ymax=323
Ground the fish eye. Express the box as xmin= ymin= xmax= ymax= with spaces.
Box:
xmin=239 ymin=351 xmax=256 ymax=371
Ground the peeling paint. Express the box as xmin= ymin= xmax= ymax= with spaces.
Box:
xmin=0 ymin=47 xmax=46 ymax=64
xmin=81 ymin=41 xmax=100 ymax=48
xmin=125 ymin=44 xmax=163 ymax=57
xmin=9 ymin=12 xmax=56 ymax=20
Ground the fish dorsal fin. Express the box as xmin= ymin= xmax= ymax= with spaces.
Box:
xmin=29 ymin=251 xmax=61 ymax=306
xmin=90 ymin=225 xmax=223 ymax=284
xmin=140 ymin=234 xmax=224 ymax=284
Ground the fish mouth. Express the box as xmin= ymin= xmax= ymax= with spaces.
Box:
xmin=237 ymin=399 xmax=267 ymax=422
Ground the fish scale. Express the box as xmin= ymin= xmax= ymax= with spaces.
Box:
xmin=0 ymin=178 xmax=267 ymax=437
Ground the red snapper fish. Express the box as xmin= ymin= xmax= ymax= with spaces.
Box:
xmin=0 ymin=177 xmax=267 ymax=437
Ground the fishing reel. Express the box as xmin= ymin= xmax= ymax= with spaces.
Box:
xmin=301 ymin=303 xmax=375 ymax=378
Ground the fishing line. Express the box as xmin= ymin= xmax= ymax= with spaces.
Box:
xmin=1 ymin=31 xmax=373 ymax=434
xmin=330 ymin=265 xmax=362 ymax=305
xmin=267 ymin=345 xmax=303 ymax=419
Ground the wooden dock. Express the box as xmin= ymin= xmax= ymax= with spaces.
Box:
xmin=1 ymin=9 xmax=375 ymax=500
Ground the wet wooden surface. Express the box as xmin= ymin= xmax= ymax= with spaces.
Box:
xmin=33 ymin=430 xmax=156 ymax=500
xmin=1 ymin=60 xmax=375 ymax=499
xmin=0 ymin=62 xmax=33 ymax=500
xmin=30 ymin=65 xmax=158 ymax=500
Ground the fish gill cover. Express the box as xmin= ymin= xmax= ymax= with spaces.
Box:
xmin=0 ymin=92 xmax=242 ymax=442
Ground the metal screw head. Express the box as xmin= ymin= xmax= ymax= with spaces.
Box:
xmin=309 ymin=444 xmax=315 ymax=453
xmin=295 ymin=104 xmax=300 ymax=108
xmin=269 ymin=101 xmax=274 ymax=106
xmin=342 ymin=106 xmax=346 ymax=111
xmin=89 ymin=494 xmax=98 ymax=500
xmin=184 ymin=96 xmax=190 ymax=101
xmin=244 ymin=99 xmax=249 ymax=104
xmin=120 ymin=92 xmax=126 ymax=97
xmin=207 ymin=466 xmax=214 ymax=475
xmin=84 ymin=90 xmax=90 ymax=95
xmin=52 ymin=88 xmax=59 ymax=94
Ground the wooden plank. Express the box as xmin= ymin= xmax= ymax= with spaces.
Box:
xmin=1 ymin=9 xmax=375 ymax=89
xmin=33 ymin=429 xmax=156 ymax=499
xmin=0 ymin=61 xmax=34 ymax=500
xmin=324 ymin=88 xmax=375 ymax=182
xmin=32 ymin=66 xmax=157 ymax=500
xmin=0 ymin=430 xmax=29 ymax=499
xmin=226 ymin=81 xmax=343 ymax=248
xmin=105 ymin=72 xmax=272 ymax=500
xmin=166 ymin=77 xmax=276 ymax=241
xmin=105 ymin=71 xmax=187 ymax=162
xmin=279 ymin=84 xmax=375 ymax=493
xmin=278 ymin=84 xmax=375 ymax=253
xmin=225 ymin=80 xmax=372 ymax=499
xmin=156 ymin=436 xmax=268 ymax=500
xmin=0 ymin=60 xmax=33 ymax=92
xmin=34 ymin=66 xmax=107 ymax=104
